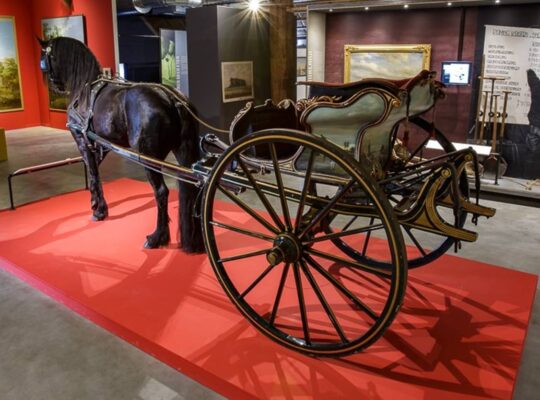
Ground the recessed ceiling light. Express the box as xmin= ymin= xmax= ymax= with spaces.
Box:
xmin=495 ymin=0 xmax=500 ymax=3
xmin=364 ymin=6 xmax=369 ymax=11
xmin=248 ymin=0 xmax=260 ymax=12
xmin=329 ymin=8 xmax=333 ymax=12
xmin=447 ymin=2 xmax=452 ymax=6
xmin=404 ymin=4 xmax=409 ymax=9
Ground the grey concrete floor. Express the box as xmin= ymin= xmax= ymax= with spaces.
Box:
xmin=0 ymin=127 xmax=539 ymax=399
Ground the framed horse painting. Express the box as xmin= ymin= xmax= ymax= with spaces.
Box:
xmin=344 ymin=44 xmax=431 ymax=83
xmin=41 ymin=15 xmax=85 ymax=111
xmin=0 ymin=17 xmax=23 ymax=113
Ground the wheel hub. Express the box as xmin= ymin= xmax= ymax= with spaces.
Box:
xmin=266 ymin=233 xmax=302 ymax=266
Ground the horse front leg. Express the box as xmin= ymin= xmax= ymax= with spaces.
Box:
xmin=71 ymin=131 xmax=109 ymax=220
xmin=144 ymin=168 xmax=170 ymax=248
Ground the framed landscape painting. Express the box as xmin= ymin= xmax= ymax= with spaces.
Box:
xmin=221 ymin=61 xmax=254 ymax=103
xmin=344 ymin=44 xmax=431 ymax=83
xmin=41 ymin=15 xmax=85 ymax=111
xmin=0 ymin=17 xmax=23 ymax=113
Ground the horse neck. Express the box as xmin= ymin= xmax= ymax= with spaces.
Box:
xmin=67 ymin=66 xmax=101 ymax=104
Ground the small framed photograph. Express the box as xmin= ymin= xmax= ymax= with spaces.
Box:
xmin=221 ymin=61 xmax=254 ymax=103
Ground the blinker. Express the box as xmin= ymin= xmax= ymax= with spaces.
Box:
xmin=40 ymin=57 xmax=48 ymax=72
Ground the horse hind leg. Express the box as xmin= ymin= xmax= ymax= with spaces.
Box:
xmin=173 ymin=150 xmax=205 ymax=254
xmin=144 ymin=168 xmax=171 ymax=248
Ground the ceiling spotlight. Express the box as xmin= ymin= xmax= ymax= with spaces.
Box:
xmin=248 ymin=0 xmax=260 ymax=12
xmin=447 ymin=2 xmax=452 ymax=6
xmin=495 ymin=0 xmax=501 ymax=3
xmin=364 ymin=6 xmax=369 ymax=11
xmin=404 ymin=4 xmax=409 ymax=9
xmin=329 ymin=8 xmax=333 ymax=12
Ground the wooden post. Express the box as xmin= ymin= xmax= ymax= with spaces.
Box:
xmin=0 ymin=128 xmax=7 ymax=162
xmin=267 ymin=0 xmax=296 ymax=101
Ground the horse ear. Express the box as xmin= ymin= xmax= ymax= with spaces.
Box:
xmin=36 ymin=36 xmax=48 ymax=48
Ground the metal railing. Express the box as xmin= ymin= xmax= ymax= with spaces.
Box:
xmin=7 ymin=157 xmax=88 ymax=210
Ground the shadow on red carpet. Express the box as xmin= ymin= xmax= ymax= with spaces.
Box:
xmin=0 ymin=178 xmax=536 ymax=399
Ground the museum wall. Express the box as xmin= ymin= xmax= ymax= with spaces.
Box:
xmin=0 ymin=0 xmax=41 ymax=130
xmin=29 ymin=0 xmax=116 ymax=130
xmin=325 ymin=8 xmax=478 ymax=143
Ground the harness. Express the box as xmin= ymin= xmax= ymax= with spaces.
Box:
xmin=66 ymin=79 xmax=108 ymax=152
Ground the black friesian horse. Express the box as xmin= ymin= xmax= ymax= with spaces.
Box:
xmin=38 ymin=37 xmax=204 ymax=253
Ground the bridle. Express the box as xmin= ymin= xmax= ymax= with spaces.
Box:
xmin=40 ymin=44 xmax=61 ymax=89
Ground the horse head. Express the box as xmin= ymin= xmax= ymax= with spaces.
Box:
xmin=37 ymin=36 xmax=101 ymax=99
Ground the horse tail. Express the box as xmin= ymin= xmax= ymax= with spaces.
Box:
xmin=176 ymin=99 xmax=206 ymax=253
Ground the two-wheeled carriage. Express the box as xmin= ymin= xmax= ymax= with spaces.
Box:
xmin=87 ymin=70 xmax=495 ymax=357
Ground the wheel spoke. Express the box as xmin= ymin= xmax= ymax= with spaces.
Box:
xmin=219 ymin=248 xmax=271 ymax=263
xmin=298 ymin=179 xmax=356 ymax=240
xmin=403 ymin=226 xmax=428 ymax=256
xmin=269 ymin=143 xmax=292 ymax=231
xmin=294 ymin=149 xmax=315 ymax=233
xmin=269 ymin=263 xmax=291 ymax=325
xmin=306 ymin=247 xmax=390 ymax=278
xmin=217 ymin=185 xmax=279 ymax=234
xmin=209 ymin=221 xmax=274 ymax=242
xmin=303 ymin=255 xmax=378 ymax=321
xmin=236 ymin=156 xmax=285 ymax=231
xmin=342 ymin=215 xmax=358 ymax=231
xmin=304 ymin=223 xmax=385 ymax=244
xmin=293 ymin=262 xmax=311 ymax=345
xmin=361 ymin=217 xmax=375 ymax=256
xmin=299 ymin=259 xmax=349 ymax=343
xmin=239 ymin=263 xmax=277 ymax=299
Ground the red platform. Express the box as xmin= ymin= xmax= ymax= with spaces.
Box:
xmin=0 ymin=178 xmax=536 ymax=399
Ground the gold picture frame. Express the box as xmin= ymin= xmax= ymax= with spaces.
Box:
xmin=0 ymin=16 xmax=24 ymax=113
xmin=344 ymin=44 xmax=431 ymax=83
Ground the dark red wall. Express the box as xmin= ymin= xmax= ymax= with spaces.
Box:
xmin=325 ymin=8 xmax=478 ymax=142
xmin=0 ymin=0 xmax=115 ymax=131
xmin=0 ymin=0 xmax=41 ymax=130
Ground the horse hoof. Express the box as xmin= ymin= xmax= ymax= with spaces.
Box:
xmin=92 ymin=213 xmax=107 ymax=221
xmin=144 ymin=232 xmax=170 ymax=249
xmin=144 ymin=240 xmax=157 ymax=249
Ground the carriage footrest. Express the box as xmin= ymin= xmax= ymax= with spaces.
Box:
xmin=402 ymin=209 xmax=478 ymax=243
xmin=461 ymin=199 xmax=496 ymax=218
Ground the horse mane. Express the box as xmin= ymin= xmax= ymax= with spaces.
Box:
xmin=50 ymin=37 xmax=101 ymax=100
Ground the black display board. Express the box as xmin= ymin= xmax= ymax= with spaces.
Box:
xmin=187 ymin=6 xmax=271 ymax=139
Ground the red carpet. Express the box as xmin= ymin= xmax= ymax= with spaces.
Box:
xmin=0 ymin=178 xmax=536 ymax=399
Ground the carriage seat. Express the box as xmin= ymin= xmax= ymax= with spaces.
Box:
xmin=229 ymin=99 xmax=301 ymax=143
xmin=298 ymin=70 xmax=444 ymax=179
xmin=298 ymin=70 xmax=438 ymax=101
xmin=229 ymin=99 xmax=302 ymax=160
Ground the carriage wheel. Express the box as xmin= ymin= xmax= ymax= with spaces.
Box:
xmin=202 ymin=129 xmax=407 ymax=356
xmin=327 ymin=116 xmax=468 ymax=270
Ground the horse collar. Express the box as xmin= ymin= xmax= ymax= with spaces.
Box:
xmin=67 ymin=79 xmax=108 ymax=154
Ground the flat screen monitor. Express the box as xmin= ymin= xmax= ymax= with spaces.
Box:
xmin=441 ymin=61 xmax=472 ymax=85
